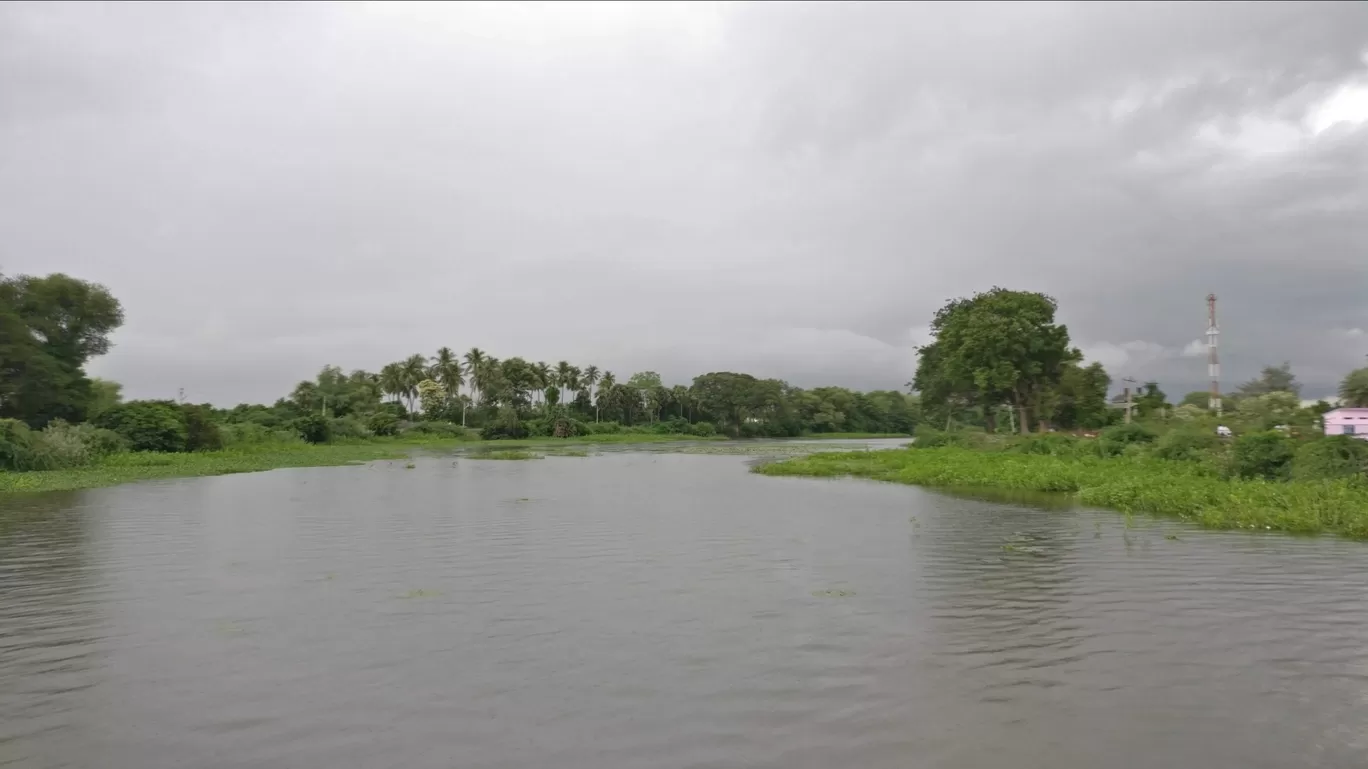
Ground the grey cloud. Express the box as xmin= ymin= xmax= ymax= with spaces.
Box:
xmin=2 ymin=1 xmax=1366 ymax=404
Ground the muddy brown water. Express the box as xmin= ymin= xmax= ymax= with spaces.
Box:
xmin=3 ymin=441 xmax=1367 ymax=768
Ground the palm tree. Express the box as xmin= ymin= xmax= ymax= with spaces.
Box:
xmin=582 ymin=365 xmax=600 ymax=418
xmin=597 ymin=371 xmax=615 ymax=423
xmin=533 ymin=361 xmax=553 ymax=406
xmin=464 ymin=348 xmax=488 ymax=404
xmin=430 ymin=347 xmax=464 ymax=415
xmin=554 ymin=361 xmax=574 ymax=404
xmin=567 ymin=365 xmax=582 ymax=408
xmin=400 ymin=354 xmax=427 ymax=417
xmin=379 ymin=363 xmax=405 ymax=405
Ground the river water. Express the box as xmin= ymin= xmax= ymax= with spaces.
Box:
xmin=2 ymin=441 xmax=1367 ymax=768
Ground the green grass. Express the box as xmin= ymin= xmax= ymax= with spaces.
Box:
xmin=756 ymin=447 xmax=1368 ymax=539
xmin=0 ymin=443 xmax=417 ymax=495
xmin=799 ymin=432 xmax=912 ymax=440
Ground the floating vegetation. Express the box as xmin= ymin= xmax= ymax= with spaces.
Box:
xmin=757 ymin=447 xmax=1368 ymax=540
xmin=215 ymin=621 xmax=246 ymax=635
xmin=404 ymin=462 xmax=416 ymax=469
xmin=543 ymin=449 xmax=590 ymax=457
xmin=1165 ymin=534 xmax=1181 ymax=541
xmin=811 ymin=589 xmax=856 ymax=598
xmin=398 ymin=588 xmax=440 ymax=599
xmin=467 ymin=450 xmax=541 ymax=461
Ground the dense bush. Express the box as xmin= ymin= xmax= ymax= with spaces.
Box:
xmin=219 ymin=422 xmax=301 ymax=448
xmin=690 ymin=421 xmax=717 ymax=437
xmin=0 ymin=419 xmax=37 ymax=471
xmin=581 ymin=421 xmax=624 ymax=435
xmin=328 ymin=416 xmax=373 ymax=441
xmin=1152 ymin=428 xmax=1223 ymax=462
xmin=1098 ymin=423 xmax=1157 ymax=456
xmin=367 ymin=411 xmax=399 ymax=437
xmin=1231 ymin=430 xmax=1295 ymax=481
xmin=95 ymin=400 xmax=188 ymax=453
xmin=912 ymin=427 xmax=990 ymax=449
xmin=1291 ymin=436 xmax=1368 ymax=481
xmin=293 ymin=414 xmax=332 ymax=444
xmin=401 ymin=421 xmax=466 ymax=438
xmin=480 ymin=422 xmax=529 ymax=440
xmin=181 ymin=404 xmax=223 ymax=452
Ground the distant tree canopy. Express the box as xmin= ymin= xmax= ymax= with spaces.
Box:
xmin=1237 ymin=362 xmax=1301 ymax=398
xmin=0 ymin=273 xmax=124 ymax=428
xmin=1340 ymin=368 xmax=1368 ymax=408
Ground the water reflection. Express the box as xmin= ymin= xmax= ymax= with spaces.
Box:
xmin=0 ymin=492 xmax=103 ymax=766
xmin=1 ymin=454 xmax=1367 ymax=768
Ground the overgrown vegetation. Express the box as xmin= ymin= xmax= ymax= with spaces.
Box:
xmin=759 ymin=444 xmax=1368 ymax=538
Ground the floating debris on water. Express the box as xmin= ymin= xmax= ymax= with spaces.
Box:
xmin=811 ymin=589 xmax=856 ymax=598
xmin=398 ymin=588 xmax=440 ymax=599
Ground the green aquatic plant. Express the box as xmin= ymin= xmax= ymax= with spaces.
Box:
xmin=468 ymin=450 xmax=541 ymax=461
xmin=757 ymin=447 xmax=1368 ymax=539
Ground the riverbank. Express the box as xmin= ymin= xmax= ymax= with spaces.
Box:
xmin=0 ymin=433 xmax=727 ymax=495
xmin=756 ymin=447 xmax=1368 ymax=539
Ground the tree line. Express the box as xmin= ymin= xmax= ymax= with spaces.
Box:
xmin=5 ymin=272 xmax=1367 ymax=455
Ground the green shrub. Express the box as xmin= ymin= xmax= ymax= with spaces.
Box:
xmin=1098 ymin=423 xmax=1157 ymax=456
xmin=0 ymin=419 xmax=37 ymax=471
xmin=29 ymin=421 xmax=94 ymax=470
xmin=690 ymin=421 xmax=717 ymax=437
xmin=582 ymin=421 xmax=624 ymax=435
xmin=293 ymin=414 xmax=332 ymax=444
xmin=913 ymin=426 xmax=989 ymax=449
xmin=401 ymin=421 xmax=465 ymax=438
xmin=329 ymin=416 xmax=373 ymax=440
xmin=181 ymin=404 xmax=223 ymax=452
xmin=95 ymin=401 xmax=188 ymax=453
xmin=1231 ymin=430 xmax=1295 ymax=480
xmin=1291 ymin=436 xmax=1368 ymax=481
xmin=1152 ymin=428 xmax=1223 ymax=462
xmin=367 ymin=412 xmax=399 ymax=437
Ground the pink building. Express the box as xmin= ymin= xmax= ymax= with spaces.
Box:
xmin=1324 ymin=408 xmax=1368 ymax=439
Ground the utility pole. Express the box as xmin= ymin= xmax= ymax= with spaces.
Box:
xmin=1122 ymin=376 xmax=1137 ymax=424
xmin=1207 ymin=293 xmax=1222 ymax=416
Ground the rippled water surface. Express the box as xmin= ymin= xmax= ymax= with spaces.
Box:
xmin=3 ymin=442 xmax=1368 ymax=768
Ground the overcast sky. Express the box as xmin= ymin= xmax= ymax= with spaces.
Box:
xmin=3 ymin=1 xmax=1366 ymax=404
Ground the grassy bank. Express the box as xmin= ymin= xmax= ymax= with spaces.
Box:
xmin=0 ymin=432 xmax=721 ymax=495
xmin=756 ymin=447 xmax=1368 ymax=539
xmin=797 ymin=432 xmax=912 ymax=440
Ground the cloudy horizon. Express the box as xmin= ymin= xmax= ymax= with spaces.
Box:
xmin=3 ymin=1 xmax=1365 ymax=405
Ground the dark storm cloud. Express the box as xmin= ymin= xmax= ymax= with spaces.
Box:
xmin=1 ymin=1 xmax=1365 ymax=404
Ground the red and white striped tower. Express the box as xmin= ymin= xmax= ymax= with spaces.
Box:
xmin=1207 ymin=293 xmax=1221 ymax=415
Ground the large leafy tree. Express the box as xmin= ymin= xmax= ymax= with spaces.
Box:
xmin=917 ymin=287 xmax=1078 ymax=433
xmin=0 ymin=273 xmax=124 ymax=427
xmin=1339 ymin=368 xmax=1368 ymax=407
xmin=690 ymin=371 xmax=778 ymax=436
xmin=1050 ymin=362 xmax=1111 ymax=429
